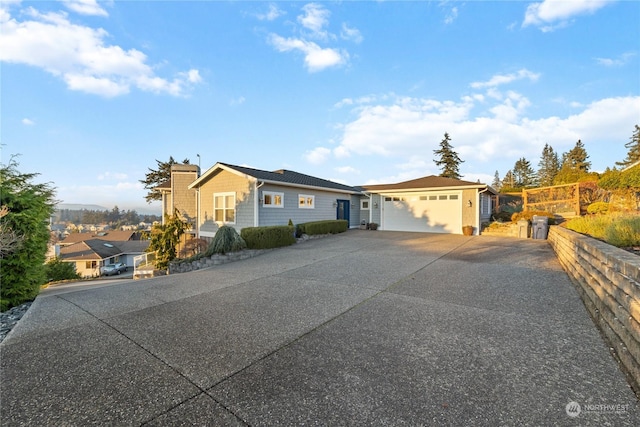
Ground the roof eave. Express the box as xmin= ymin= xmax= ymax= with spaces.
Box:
xmin=188 ymin=163 xmax=257 ymax=189
xmin=258 ymin=179 xmax=361 ymax=195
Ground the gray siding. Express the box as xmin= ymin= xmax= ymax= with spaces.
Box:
xmin=258 ymin=184 xmax=356 ymax=227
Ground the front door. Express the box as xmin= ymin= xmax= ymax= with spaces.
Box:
xmin=336 ymin=199 xmax=350 ymax=223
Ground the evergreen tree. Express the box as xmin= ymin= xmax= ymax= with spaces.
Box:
xmin=433 ymin=132 xmax=464 ymax=180
xmin=140 ymin=156 xmax=190 ymax=203
xmin=554 ymin=140 xmax=592 ymax=184
xmin=564 ymin=139 xmax=591 ymax=172
xmin=537 ymin=143 xmax=560 ymax=187
xmin=491 ymin=170 xmax=502 ymax=191
xmin=501 ymin=170 xmax=516 ymax=190
xmin=0 ymin=158 xmax=56 ymax=310
xmin=616 ymin=124 xmax=640 ymax=168
xmin=512 ymin=157 xmax=536 ymax=188
xmin=147 ymin=209 xmax=190 ymax=270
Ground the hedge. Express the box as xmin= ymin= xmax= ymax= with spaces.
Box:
xmin=297 ymin=220 xmax=348 ymax=236
xmin=240 ymin=225 xmax=296 ymax=250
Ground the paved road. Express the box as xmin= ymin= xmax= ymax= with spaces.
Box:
xmin=1 ymin=231 xmax=638 ymax=425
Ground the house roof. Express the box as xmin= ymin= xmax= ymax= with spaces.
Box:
xmin=189 ymin=162 xmax=360 ymax=194
xmin=156 ymin=179 xmax=172 ymax=190
xmin=60 ymin=239 xmax=124 ymax=261
xmin=61 ymin=230 xmax=137 ymax=245
xmin=117 ymin=240 xmax=150 ymax=253
xmin=360 ymin=175 xmax=497 ymax=193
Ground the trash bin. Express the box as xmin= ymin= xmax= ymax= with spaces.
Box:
xmin=532 ymin=215 xmax=549 ymax=240
xmin=517 ymin=220 xmax=530 ymax=238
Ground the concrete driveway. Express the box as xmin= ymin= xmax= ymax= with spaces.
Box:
xmin=1 ymin=231 xmax=637 ymax=425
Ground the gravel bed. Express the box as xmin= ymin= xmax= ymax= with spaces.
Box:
xmin=0 ymin=301 xmax=33 ymax=343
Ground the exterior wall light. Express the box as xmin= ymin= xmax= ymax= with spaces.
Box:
xmin=467 ymin=200 xmax=473 ymax=207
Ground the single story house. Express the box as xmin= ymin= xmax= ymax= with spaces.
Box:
xmin=162 ymin=162 xmax=497 ymax=238
xmin=57 ymin=233 xmax=150 ymax=277
xmin=187 ymin=163 xmax=362 ymax=238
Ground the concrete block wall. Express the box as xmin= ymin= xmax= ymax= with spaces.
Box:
xmin=548 ymin=225 xmax=640 ymax=392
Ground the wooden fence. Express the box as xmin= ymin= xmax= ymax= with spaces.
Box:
xmin=523 ymin=182 xmax=581 ymax=216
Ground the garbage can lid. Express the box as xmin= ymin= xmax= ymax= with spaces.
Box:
xmin=532 ymin=215 xmax=549 ymax=224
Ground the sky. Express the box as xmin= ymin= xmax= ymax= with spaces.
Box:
xmin=1 ymin=0 xmax=639 ymax=214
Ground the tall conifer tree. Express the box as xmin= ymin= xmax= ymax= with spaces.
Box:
xmin=433 ymin=132 xmax=464 ymax=180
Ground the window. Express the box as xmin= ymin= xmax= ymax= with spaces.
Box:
xmin=361 ymin=199 xmax=370 ymax=210
xmin=449 ymin=194 xmax=459 ymax=200
xmin=263 ymin=191 xmax=284 ymax=208
xmin=429 ymin=195 xmax=437 ymax=201
xmin=298 ymin=194 xmax=315 ymax=209
xmin=214 ymin=192 xmax=236 ymax=223
xmin=419 ymin=196 xmax=428 ymax=201
xmin=438 ymin=195 xmax=448 ymax=200
xmin=85 ymin=261 xmax=97 ymax=269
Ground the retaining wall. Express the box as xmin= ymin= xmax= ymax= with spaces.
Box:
xmin=548 ymin=225 xmax=640 ymax=392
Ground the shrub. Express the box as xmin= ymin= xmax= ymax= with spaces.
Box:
xmin=206 ymin=225 xmax=247 ymax=255
xmin=241 ymin=225 xmax=295 ymax=250
xmin=511 ymin=210 xmax=556 ymax=225
xmin=297 ymin=220 xmax=348 ymax=235
xmin=604 ymin=216 xmax=640 ymax=247
xmin=1 ymin=159 xmax=56 ymax=311
xmin=44 ymin=257 xmax=81 ymax=282
xmin=564 ymin=213 xmax=640 ymax=247
xmin=586 ymin=202 xmax=610 ymax=215
xmin=491 ymin=211 xmax=512 ymax=222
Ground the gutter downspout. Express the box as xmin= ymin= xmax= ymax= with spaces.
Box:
xmin=195 ymin=187 xmax=200 ymax=239
xmin=255 ymin=181 xmax=264 ymax=227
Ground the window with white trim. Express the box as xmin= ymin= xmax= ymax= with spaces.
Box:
xmin=298 ymin=194 xmax=315 ymax=209
xmin=214 ymin=192 xmax=236 ymax=224
xmin=263 ymin=191 xmax=284 ymax=208
xmin=361 ymin=199 xmax=370 ymax=210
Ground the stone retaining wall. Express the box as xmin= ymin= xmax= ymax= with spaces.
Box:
xmin=548 ymin=225 xmax=640 ymax=392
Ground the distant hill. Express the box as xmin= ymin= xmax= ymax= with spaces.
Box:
xmin=57 ymin=203 xmax=108 ymax=211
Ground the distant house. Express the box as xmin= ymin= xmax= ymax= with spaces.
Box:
xmin=160 ymin=162 xmax=497 ymax=237
xmin=57 ymin=230 xmax=149 ymax=277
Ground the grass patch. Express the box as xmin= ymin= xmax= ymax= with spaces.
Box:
xmin=564 ymin=213 xmax=640 ymax=247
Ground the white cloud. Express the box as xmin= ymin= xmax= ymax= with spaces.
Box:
xmin=470 ymin=69 xmax=540 ymax=89
xmin=0 ymin=5 xmax=202 ymax=97
xmin=21 ymin=118 xmax=35 ymax=125
xmin=335 ymin=166 xmax=359 ymax=174
xmin=595 ymin=51 xmax=636 ymax=67
xmin=229 ymin=96 xmax=246 ymax=106
xmin=268 ymin=34 xmax=347 ymax=72
xmin=304 ymin=147 xmax=331 ymax=164
xmin=298 ymin=3 xmax=330 ymax=39
xmin=256 ymin=3 xmax=284 ymax=21
xmin=97 ymin=171 xmax=128 ymax=181
xmin=523 ymin=0 xmax=614 ymax=31
xmin=62 ymin=0 xmax=109 ymax=17
xmin=267 ymin=3 xmax=358 ymax=72
xmin=340 ymin=23 xmax=363 ymax=44
xmin=328 ymin=91 xmax=639 ymax=172
xmin=444 ymin=7 xmax=458 ymax=25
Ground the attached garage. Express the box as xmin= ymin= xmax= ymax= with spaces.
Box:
xmin=361 ymin=175 xmax=498 ymax=235
xmin=381 ymin=192 xmax=462 ymax=233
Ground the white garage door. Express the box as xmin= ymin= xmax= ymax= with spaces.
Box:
xmin=382 ymin=192 xmax=462 ymax=234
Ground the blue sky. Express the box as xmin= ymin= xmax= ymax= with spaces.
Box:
xmin=2 ymin=0 xmax=639 ymax=214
